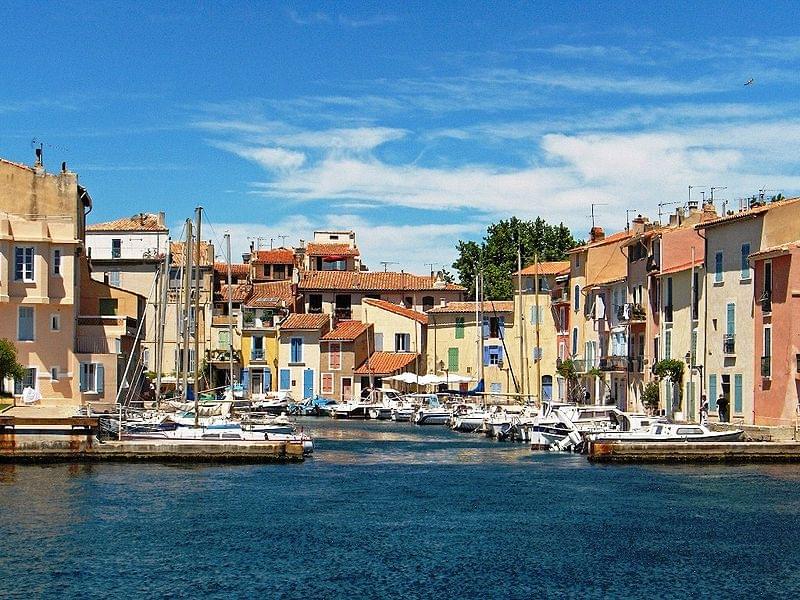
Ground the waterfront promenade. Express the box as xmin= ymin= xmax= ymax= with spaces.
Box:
xmin=2 ymin=418 xmax=800 ymax=598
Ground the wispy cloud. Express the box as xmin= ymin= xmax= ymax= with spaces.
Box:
xmin=287 ymin=9 xmax=396 ymax=28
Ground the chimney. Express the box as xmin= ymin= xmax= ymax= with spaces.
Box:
xmin=631 ymin=215 xmax=648 ymax=235
xmin=440 ymin=298 xmax=446 ymax=307
xmin=33 ymin=146 xmax=44 ymax=174
xmin=158 ymin=211 xmax=166 ymax=227
xmin=589 ymin=226 xmax=605 ymax=243
xmin=687 ymin=200 xmax=699 ymax=212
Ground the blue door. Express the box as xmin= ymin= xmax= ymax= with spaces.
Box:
xmin=264 ymin=369 xmax=273 ymax=392
xmin=303 ymin=369 xmax=314 ymax=399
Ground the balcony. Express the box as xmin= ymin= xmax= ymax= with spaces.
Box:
xmin=207 ymin=349 xmax=242 ymax=364
xmin=599 ymin=356 xmax=629 ymax=372
xmin=627 ymin=356 xmax=645 ymax=372
xmin=761 ymin=356 xmax=771 ymax=378
xmin=617 ymin=303 xmax=646 ymax=323
xmin=334 ymin=307 xmax=352 ymax=322
xmin=723 ymin=334 xmax=736 ymax=355
xmin=250 ymin=349 xmax=265 ymax=361
xmin=550 ymin=287 xmax=568 ymax=303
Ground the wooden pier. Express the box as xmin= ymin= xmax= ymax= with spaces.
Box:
xmin=588 ymin=440 xmax=800 ymax=464
xmin=0 ymin=416 xmax=304 ymax=464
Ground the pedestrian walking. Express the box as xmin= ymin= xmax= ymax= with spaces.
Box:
xmin=717 ymin=394 xmax=730 ymax=423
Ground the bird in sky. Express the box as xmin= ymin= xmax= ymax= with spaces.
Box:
xmin=744 ymin=78 xmax=754 ymax=86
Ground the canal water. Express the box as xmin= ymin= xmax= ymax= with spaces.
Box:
xmin=1 ymin=418 xmax=800 ymax=598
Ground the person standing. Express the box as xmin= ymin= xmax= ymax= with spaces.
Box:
xmin=699 ymin=395 xmax=709 ymax=426
xmin=717 ymin=394 xmax=730 ymax=423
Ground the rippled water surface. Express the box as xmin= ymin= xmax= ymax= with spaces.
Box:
xmin=2 ymin=418 xmax=800 ymax=599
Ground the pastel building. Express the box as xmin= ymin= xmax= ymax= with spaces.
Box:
xmin=319 ymin=320 xmax=372 ymax=401
xmin=277 ymin=313 xmax=330 ymax=400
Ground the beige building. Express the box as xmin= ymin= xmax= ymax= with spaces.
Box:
xmin=302 ymin=230 xmax=362 ymax=272
xmin=427 ymin=301 xmax=517 ymax=397
xmin=319 ymin=320 xmax=372 ymax=401
xmin=277 ymin=313 xmax=330 ymax=400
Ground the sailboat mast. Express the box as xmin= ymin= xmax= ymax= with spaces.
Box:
xmin=478 ymin=270 xmax=485 ymax=406
xmin=193 ymin=206 xmax=202 ymax=428
xmin=534 ymin=252 xmax=542 ymax=404
xmin=180 ymin=219 xmax=193 ymax=406
xmin=155 ymin=239 xmax=170 ymax=410
xmin=517 ymin=241 xmax=526 ymax=402
xmin=226 ymin=232 xmax=234 ymax=391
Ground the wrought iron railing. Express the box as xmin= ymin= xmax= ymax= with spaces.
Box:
xmin=761 ymin=356 xmax=771 ymax=378
xmin=723 ymin=334 xmax=736 ymax=355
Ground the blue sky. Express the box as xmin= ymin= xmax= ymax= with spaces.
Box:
xmin=2 ymin=1 xmax=800 ymax=273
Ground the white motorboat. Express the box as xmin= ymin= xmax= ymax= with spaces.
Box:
xmin=363 ymin=387 xmax=405 ymax=419
xmin=412 ymin=395 xmax=451 ymax=425
xmin=450 ymin=404 xmax=489 ymax=432
xmin=122 ymin=424 xmax=314 ymax=453
xmin=588 ymin=422 xmax=743 ymax=444
xmin=391 ymin=405 xmax=415 ymax=422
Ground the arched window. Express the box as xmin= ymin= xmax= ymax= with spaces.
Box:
xmin=574 ymin=285 xmax=580 ymax=312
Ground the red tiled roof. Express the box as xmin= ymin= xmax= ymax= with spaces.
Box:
xmin=696 ymin=197 xmax=800 ymax=230
xmin=280 ymin=313 xmax=330 ymax=330
xmin=218 ymin=283 xmax=251 ymax=303
xmin=299 ymin=270 xmax=465 ymax=292
xmin=363 ymin=298 xmax=429 ymax=324
xmin=306 ymin=242 xmax=360 ymax=257
xmin=321 ymin=320 xmax=371 ymax=341
xmin=749 ymin=240 xmax=800 ymax=260
xmin=657 ymin=258 xmax=705 ymax=276
xmin=567 ymin=230 xmax=633 ymax=253
xmin=214 ymin=262 xmax=249 ymax=279
xmin=87 ymin=213 xmax=167 ymax=232
xmin=354 ymin=351 xmax=417 ymax=375
xmin=247 ymin=281 xmax=295 ymax=308
xmin=514 ymin=261 xmax=570 ymax=276
xmin=427 ymin=301 xmax=514 ymax=314
xmin=253 ymin=248 xmax=295 ymax=264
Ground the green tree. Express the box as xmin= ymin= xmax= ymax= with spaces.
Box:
xmin=0 ymin=339 xmax=25 ymax=395
xmin=453 ymin=217 xmax=578 ymax=299
xmin=653 ymin=358 xmax=685 ymax=411
xmin=641 ymin=381 xmax=660 ymax=413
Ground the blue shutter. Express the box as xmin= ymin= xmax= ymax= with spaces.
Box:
xmin=482 ymin=318 xmax=489 ymax=339
xmin=483 ymin=346 xmax=490 ymax=366
xmin=97 ymin=364 xmax=105 ymax=395
xmin=715 ymin=252 xmax=723 ymax=282
xmin=79 ymin=364 xmax=87 ymax=392
xmin=279 ymin=369 xmax=290 ymax=390
xmin=497 ymin=346 xmax=504 ymax=362
xmin=709 ymin=375 xmax=717 ymax=410
xmin=530 ymin=306 xmax=537 ymax=324
xmin=734 ymin=374 xmax=743 ymax=413
xmin=264 ymin=370 xmax=272 ymax=391
xmin=726 ymin=303 xmax=735 ymax=336
xmin=741 ymin=244 xmax=750 ymax=279
xmin=498 ymin=317 xmax=505 ymax=339
xmin=291 ymin=338 xmax=303 ymax=363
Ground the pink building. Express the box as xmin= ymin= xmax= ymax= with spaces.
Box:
xmin=751 ymin=241 xmax=800 ymax=426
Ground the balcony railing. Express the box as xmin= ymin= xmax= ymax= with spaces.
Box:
xmin=550 ymin=287 xmax=568 ymax=303
xmin=334 ymin=307 xmax=352 ymax=321
xmin=664 ymin=304 xmax=673 ymax=323
xmin=760 ymin=291 xmax=772 ymax=313
xmin=599 ymin=356 xmax=629 ymax=371
xmin=250 ymin=349 xmax=265 ymax=361
xmin=617 ymin=303 xmax=646 ymax=322
xmin=723 ymin=334 xmax=736 ymax=355
xmin=761 ymin=356 xmax=771 ymax=378
xmin=627 ymin=356 xmax=645 ymax=372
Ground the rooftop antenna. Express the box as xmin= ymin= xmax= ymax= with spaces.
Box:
xmin=588 ymin=203 xmax=608 ymax=228
xmin=625 ymin=209 xmax=637 ymax=231
xmin=689 ymin=185 xmax=707 ymax=205
xmin=277 ymin=234 xmax=289 ymax=247
xmin=380 ymin=261 xmax=399 ymax=272
xmin=657 ymin=200 xmax=681 ymax=225
xmin=710 ymin=186 xmax=727 ymax=202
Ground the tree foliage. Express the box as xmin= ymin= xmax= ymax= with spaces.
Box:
xmin=641 ymin=381 xmax=660 ymax=412
xmin=452 ymin=217 xmax=578 ymax=299
xmin=0 ymin=338 xmax=25 ymax=385
xmin=653 ymin=358 xmax=685 ymax=410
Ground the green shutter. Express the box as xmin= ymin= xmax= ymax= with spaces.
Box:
xmin=734 ymin=374 xmax=743 ymax=413
xmin=448 ymin=347 xmax=459 ymax=372
xmin=741 ymin=244 xmax=751 ymax=279
xmin=665 ymin=330 xmax=671 ymax=359
xmin=726 ymin=303 xmax=735 ymax=336
xmin=455 ymin=317 xmax=464 ymax=339
xmin=709 ymin=375 xmax=717 ymax=410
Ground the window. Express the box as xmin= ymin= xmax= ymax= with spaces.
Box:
xmin=114 ymin=338 xmax=122 ymax=354
xmin=422 ymin=296 xmax=434 ymax=312
xmin=18 ymin=307 xmax=34 ymax=341
xmin=485 ymin=316 xmax=504 ymax=339
xmin=664 ymin=277 xmax=673 ymax=322
xmin=764 ymin=326 xmax=772 ymax=358
xmin=530 ymin=306 xmax=545 ymax=325
xmin=484 ymin=345 xmax=503 ymax=366
xmin=14 ymin=247 xmax=35 ymax=282
xmin=395 ymin=333 xmax=411 ymax=352
xmin=218 ymin=329 xmax=230 ymax=348
xmin=329 ymin=342 xmax=341 ymax=370
xmin=321 ymin=373 xmax=334 ymax=395
xmin=447 ymin=347 xmax=459 ymax=372
xmin=690 ymin=328 xmax=698 ymax=364
xmin=309 ymin=294 xmax=323 ymax=314
xmin=111 ymin=238 xmax=122 ymax=259
xmin=734 ymin=374 xmax=743 ymax=413
xmin=79 ymin=363 xmax=105 ymax=394
xmin=692 ymin=271 xmax=700 ymax=320
xmin=574 ymin=285 xmax=580 ymax=312
xmin=725 ymin=302 xmax=736 ymax=354
xmin=714 ymin=251 xmax=723 ymax=283
xmin=99 ymin=298 xmax=118 ymax=316
xmin=571 ymin=327 xmax=578 ymax=356
xmin=664 ymin=330 xmax=671 ymax=359
xmin=374 ymin=332 xmax=384 ymax=352
xmin=740 ymin=243 xmax=751 ymax=279
xmin=14 ymin=368 xmax=36 ymax=395
xmin=455 ymin=317 xmax=465 ymax=339
xmin=279 ymin=369 xmax=291 ymax=390
xmin=50 ymin=313 xmax=60 ymax=332
xmin=53 ymin=249 xmax=61 ymax=276
xmin=762 ymin=261 xmax=772 ymax=312
xmin=142 ymin=348 xmax=150 ymax=369
xmin=109 ymin=271 xmax=121 ymax=287
xmin=50 ymin=367 xmax=59 ymax=381
xmin=290 ymin=337 xmax=303 ymax=363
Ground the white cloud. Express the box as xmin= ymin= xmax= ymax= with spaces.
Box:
xmin=210 ymin=141 xmax=306 ymax=171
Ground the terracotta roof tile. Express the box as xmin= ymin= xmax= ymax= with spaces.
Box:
xmin=749 ymin=240 xmax=800 ymax=260
xmin=213 ymin=262 xmax=249 ymax=279
xmin=306 ymin=242 xmax=360 ymax=257
xmin=321 ymin=320 xmax=371 ymax=341
xmin=354 ymin=351 xmax=417 ymax=375
xmin=280 ymin=313 xmax=330 ymax=330
xmin=567 ymin=229 xmax=633 ymax=253
xmin=363 ymin=298 xmax=428 ymax=324
xmin=170 ymin=241 xmax=213 ymax=266
xmin=514 ymin=261 xmax=570 ymax=276
xmin=427 ymin=301 xmax=514 ymax=314
xmin=299 ymin=270 xmax=465 ymax=292
xmin=696 ymin=196 xmax=800 ymax=229
xmin=88 ymin=213 xmax=168 ymax=232
xmin=656 ymin=258 xmax=705 ymax=276
xmin=218 ymin=283 xmax=251 ymax=303
xmin=246 ymin=281 xmax=295 ymax=308
xmin=253 ymin=248 xmax=295 ymax=264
